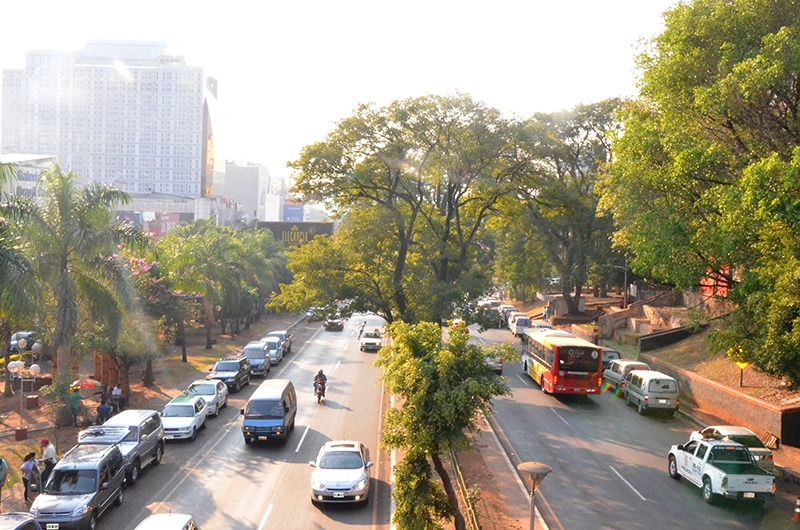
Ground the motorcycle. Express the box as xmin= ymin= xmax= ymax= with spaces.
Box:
xmin=314 ymin=381 xmax=326 ymax=403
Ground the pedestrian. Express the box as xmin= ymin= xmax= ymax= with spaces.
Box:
xmin=0 ymin=454 xmax=8 ymax=510
xmin=111 ymin=383 xmax=122 ymax=413
xmin=70 ymin=387 xmax=83 ymax=427
xmin=21 ymin=452 xmax=38 ymax=503
xmin=96 ymin=399 xmax=112 ymax=424
xmin=40 ymin=438 xmax=56 ymax=485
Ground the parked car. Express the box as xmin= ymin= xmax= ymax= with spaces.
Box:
xmin=82 ymin=409 xmax=165 ymax=485
xmin=30 ymin=443 xmax=125 ymax=530
xmin=134 ymin=513 xmax=200 ymax=530
xmin=601 ymin=347 xmax=621 ymax=370
xmin=161 ymin=394 xmax=208 ymax=441
xmin=624 ymin=370 xmax=680 ymax=415
xmin=323 ymin=315 xmax=345 ymax=331
xmin=603 ymin=360 xmax=650 ymax=396
xmin=309 ymin=440 xmax=373 ymax=504
xmin=497 ymin=305 xmax=517 ymax=327
xmin=207 ymin=355 xmax=251 ymax=393
xmin=263 ymin=335 xmax=284 ymax=365
xmin=689 ymin=425 xmax=774 ymax=472
xmin=0 ymin=513 xmax=43 ymax=530
xmin=241 ymin=340 xmax=270 ymax=377
xmin=265 ymin=330 xmax=293 ymax=354
xmin=185 ymin=379 xmax=228 ymax=417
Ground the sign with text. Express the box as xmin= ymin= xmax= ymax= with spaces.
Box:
xmin=257 ymin=222 xmax=333 ymax=246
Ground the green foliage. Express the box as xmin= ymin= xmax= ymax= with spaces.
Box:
xmin=392 ymin=449 xmax=451 ymax=530
xmin=606 ymin=0 xmax=800 ymax=382
xmin=376 ymin=321 xmax=510 ymax=527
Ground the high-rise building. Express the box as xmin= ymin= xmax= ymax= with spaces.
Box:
xmin=1 ymin=40 xmax=218 ymax=198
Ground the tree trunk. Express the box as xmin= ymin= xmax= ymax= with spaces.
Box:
xmin=220 ymin=319 xmax=227 ymax=336
xmin=431 ymin=452 xmax=467 ymax=530
xmin=178 ymin=320 xmax=187 ymax=362
xmin=56 ymin=343 xmax=72 ymax=401
xmin=142 ymin=360 xmax=155 ymax=386
xmin=205 ymin=318 xmax=213 ymax=350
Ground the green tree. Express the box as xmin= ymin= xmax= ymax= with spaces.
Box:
xmin=603 ymin=0 xmax=800 ymax=381
xmin=511 ymin=99 xmax=620 ymax=313
xmin=287 ymin=94 xmax=526 ymax=324
xmin=2 ymin=165 xmax=135 ymax=395
xmin=376 ymin=321 xmax=512 ymax=530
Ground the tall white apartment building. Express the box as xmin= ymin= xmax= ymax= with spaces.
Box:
xmin=1 ymin=40 xmax=217 ymax=197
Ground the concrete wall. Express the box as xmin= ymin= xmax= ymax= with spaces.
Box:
xmin=641 ymin=353 xmax=800 ymax=447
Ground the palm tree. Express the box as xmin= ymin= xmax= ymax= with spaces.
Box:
xmin=3 ymin=165 xmax=136 ymax=394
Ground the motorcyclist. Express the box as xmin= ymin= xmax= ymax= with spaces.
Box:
xmin=313 ymin=370 xmax=327 ymax=397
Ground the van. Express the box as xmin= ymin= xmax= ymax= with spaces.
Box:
xmin=92 ymin=408 xmax=165 ymax=485
xmin=624 ymin=370 xmax=680 ymax=416
xmin=30 ymin=443 xmax=126 ymax=530
xmin=241 ymin=341 xmax=270 ymax=377
xmin=509 ymin=314 xmax=531 ymax=337
xmin=603 ymin=359 xmax=650 ymax=395
xmin=240 ymin=379 xmax=297 ymax=444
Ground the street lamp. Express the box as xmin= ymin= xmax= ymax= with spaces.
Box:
xmin=518 ymin=461 xmax=552 ymax=530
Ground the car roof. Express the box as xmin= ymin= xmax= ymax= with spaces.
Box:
xmin=267 ymin=330 xmax=288 ymax=336
xmin=0 ymin=512 xmax=41 ymax=530
xmin=189 ymin=379 xmax=218 ymax=386
xmin=104 ymin=409 xmax=158 ymax=425
xmin=134 ymin=513 xmax=194 ymax=529
xmin=613 ymin=360 xmax=649 ymax=367
xmin=262 ymin=336 xmax=281 ymax=343
xmin=244 ymin=341 xmax=266 ymax=347
xmin=705 ymin=425 xmax=757 ymax=436
xmin=322 ymin=440 xmax=362 ymax=453
xmin=77 ymin=426 xmax=129 ymax=444
xmin=166 ymin=394 xmax=203 ymax=406
xmin=60 ymin=443 xmax=119 ymax=465
xmin=628 ymin=369 xmax=672 ymax=379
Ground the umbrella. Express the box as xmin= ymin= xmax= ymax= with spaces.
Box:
xmin=70 ymin=378 xmax=104 ymax=398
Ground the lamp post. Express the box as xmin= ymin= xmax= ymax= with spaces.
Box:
xmin=518 ymin=461 xmax=552 ymax=530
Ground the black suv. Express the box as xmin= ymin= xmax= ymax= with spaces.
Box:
xmin=208 ymin=355 xmax=251 ymax=392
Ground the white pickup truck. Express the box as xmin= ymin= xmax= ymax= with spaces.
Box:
xmin=668 ymin=438 xmax=775 ymax=505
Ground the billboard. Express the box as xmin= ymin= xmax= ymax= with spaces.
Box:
xmin=283 ymin=201 xmax=304 ymax=222
xmin=257 ymin=222 xmax=333 ymax=246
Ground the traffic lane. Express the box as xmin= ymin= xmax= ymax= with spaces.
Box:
xmin=494 ymin=364 xmax=779 ymax=529
xmin=262 ymin=317 xmax=390 ymax=529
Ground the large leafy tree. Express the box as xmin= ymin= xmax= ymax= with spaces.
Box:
xmin=603 ymin=0 xmax=800 ymax=381
xmin=286 ymin=93 xmax=527 ymax=324
xmin=376 ymin=322 xmax=512 ymax=530
xmin=505 ymin=99 xmax=620 ymax=312
xmin=3 ymin=165 xmax=136 ymax=394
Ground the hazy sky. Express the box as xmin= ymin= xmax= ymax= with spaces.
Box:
xmin=1 ymin=0 xmax=678 ymax=179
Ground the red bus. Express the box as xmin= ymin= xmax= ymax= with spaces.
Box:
xmin=520 ymin=329 xmax=603 ymax=395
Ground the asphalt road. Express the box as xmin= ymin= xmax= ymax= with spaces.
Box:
xmin=96 ymin=315 xmax=391 ymax=530
xmin=474 ymin=326 xmax=800 ymax=530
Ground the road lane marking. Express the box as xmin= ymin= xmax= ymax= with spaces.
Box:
xmin=609 ymin=465 xmax=647 ymax=500
xmin=295 ymin=424 xmax=311 ymax=453
xmin=517 ymin=374 xmax=532 ymax=386
xmin=257 ymin=503 xmax=273 ymax=530
xmin=550 ymin=407 xmax=570 ymax=426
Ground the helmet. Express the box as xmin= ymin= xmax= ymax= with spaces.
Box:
xmin=318 ymin=370 xmax=324 ymax=375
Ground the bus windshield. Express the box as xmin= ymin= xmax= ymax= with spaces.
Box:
xmin=556 ymin=347 xmax=600 ymax=372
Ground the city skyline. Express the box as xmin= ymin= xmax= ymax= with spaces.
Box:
xmin=1 ymin=0 xmax=678 ymax=181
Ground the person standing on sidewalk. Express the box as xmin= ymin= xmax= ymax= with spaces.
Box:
xmin=0 ymin=454 xmax=8 ymax=511
xmin=40 ymin=438 xmax=56 ymax=485
xmin=21 ymin=452 xmax=38 ymax=503
xmin=70 ymin=387 xmax=84 ymax=427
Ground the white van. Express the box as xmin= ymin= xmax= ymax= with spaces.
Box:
xmin=624 ymin=370 xmax=680 ymax=416
xmin=509 ymin=313 xmax=531 ymax=337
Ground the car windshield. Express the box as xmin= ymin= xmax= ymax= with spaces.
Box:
xmin=243 ymin=348 xmax=264 ymax=359
xmin=265 ymin=342 xmax=279 ymax=352
xmin=45 ymin=469 xmax=97 ymax=495
xmin=187 ymin=384 xmax=215 ymax=396
xmin=214 ymin=361 xmax=239 ymax=372
xmin=162 ymin=404 xmax=195 ymax=418
xmin=363 ymin=332 xmax=380 ymax=339
xmin=648 ymin=379 xmax=677 ymax=392
xmin=244 ymin=399 xmax=283 ymax=419
xmin=319 ymin=451 xmax=364 ymax=470
xmin=119 ymin=426 xmax=139 ymax=442
xmin=727 ymin=434 xmax=765 ymax=449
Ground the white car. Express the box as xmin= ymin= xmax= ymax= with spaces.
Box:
xmin=359 ymin=329 xmax=383 ymax=352
xmin=185 ymin=379 xmax=228 ymax=417
xmin=309 ymin=440 xmax=373 ymax=504
xmin=161 ymin=395 xmax=208 ymax=441
xmin=689 ymin=425 xmax=774 ymax=472
xmin=134 ymin=513 xmax=199 ymax=530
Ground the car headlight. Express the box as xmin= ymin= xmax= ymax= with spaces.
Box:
xmin=311 ymin=480 xmax=325 ymax=490
xmin=72 ymin=503 xmax=92 ymax=517
xmin=355 ymin=478 xmax=368 ymax=490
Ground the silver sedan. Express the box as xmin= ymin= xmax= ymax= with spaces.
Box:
xmin=185 ymin=379 xmax=229 ymax=417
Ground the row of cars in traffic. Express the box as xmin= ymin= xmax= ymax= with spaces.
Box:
xmin=601 ymin=356 xmax=776 ymax=505
xmin=7 ymin=329 xmax=297 ymax=530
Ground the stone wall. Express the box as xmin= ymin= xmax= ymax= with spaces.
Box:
xmin=640 ymin=353 xmax=800 ymax=447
